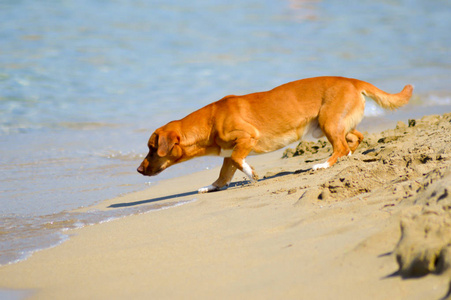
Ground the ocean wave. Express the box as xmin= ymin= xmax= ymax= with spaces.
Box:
xmin=102 ymin=150 xmax=145 ymax=161
xmin=364 ymin=101 xmax=385 ymax=117
xmin=0 ymin=121 xmax=121 ymax=135
xmin=427 ymin=94 xmax=451 ymax=105
xmin=56 ymin=122 xmax=120 ymax=130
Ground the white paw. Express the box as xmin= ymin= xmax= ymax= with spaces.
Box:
xmin=242 ymin=160 xmax=256 ymax=182
xmin=198 ymin=185 xmax=219 ymax=194
xmin=312 ymin=161 xmax=330 ymax=170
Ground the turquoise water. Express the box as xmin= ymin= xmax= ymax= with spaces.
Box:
xmin=1 ymin=0 xmax=450 ymax=265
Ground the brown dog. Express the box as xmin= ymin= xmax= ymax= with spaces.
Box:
xmin=137 ymin=76 xmax=413 ymax=193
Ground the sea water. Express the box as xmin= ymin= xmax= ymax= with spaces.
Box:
xmin=1 ymin=0 xmax=450 ymax=265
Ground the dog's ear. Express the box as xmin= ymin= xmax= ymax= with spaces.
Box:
xmin=157 ymin=131 xmax=180 ymax=157
xmin=148 ymin=133 xmax=158 ymax=149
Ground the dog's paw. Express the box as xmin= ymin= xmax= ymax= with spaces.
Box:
xmin=252 ymin=173 xmax=259 ymax=181
xmin=312 ymin=161 xmax=330 ymax=170
xmin=198 ymin=185 xmax=220 ymax=194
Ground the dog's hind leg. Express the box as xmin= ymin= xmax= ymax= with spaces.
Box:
xmin=313 ymin=135 xmax=350 ymax=170
xmin=346 ymin=129 xmax=364 ymax=153
xmin=313 ymin=87 xmax=365 ymax=170
xmin=198 ymin=158 xmax=237 ymax=193
xmin=313 ymin=117 xmax=351 ymax=170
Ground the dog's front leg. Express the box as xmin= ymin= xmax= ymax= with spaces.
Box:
xmin=230 ymin=138 xmax=259 ymax=182
xmin=198 ymin=135 xmax=258 ymax=193
xmin=198 ymin=158 xmax=237 ymax=193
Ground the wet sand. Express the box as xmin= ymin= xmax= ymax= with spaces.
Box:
xmin=0 ymin=112 xmax=450 ymax=299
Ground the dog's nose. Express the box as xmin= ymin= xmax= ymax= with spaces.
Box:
xmin=137 ymin=165 xmax=144 ymax=174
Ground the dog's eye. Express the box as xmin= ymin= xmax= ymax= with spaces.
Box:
xmin=149 ymin=146 xmax=159 ymax=154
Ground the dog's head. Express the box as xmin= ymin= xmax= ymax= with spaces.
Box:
xmin=137 ymin=129 xmax=183 ymax=176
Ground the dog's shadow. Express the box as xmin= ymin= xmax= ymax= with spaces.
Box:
xmin=108 ymin=191 xmax=198 ymax=208
xmin=108 ymin=168 xmax=311 ymax=209
xmin=262 ymin=168 xmax=311 ymax=180
xmin=202 ymin=168 xmax=311 ymax=192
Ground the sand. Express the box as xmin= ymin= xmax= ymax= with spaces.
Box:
xmin=1 ymin=112 xmax=450 ymax=299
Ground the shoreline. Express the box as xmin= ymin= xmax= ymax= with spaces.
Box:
xmin=1 ymin=111 xmax=451 ymax=299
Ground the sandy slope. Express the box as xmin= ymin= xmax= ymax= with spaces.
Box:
xmin=0 ymin=113 xmax=450 ymax=299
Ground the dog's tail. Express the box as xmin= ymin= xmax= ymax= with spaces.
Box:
xmin=360 ymin=81 xmax=414 ymax=110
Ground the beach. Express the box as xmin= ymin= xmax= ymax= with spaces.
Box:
xmin=0 ymin=112 xmax=450 ymax=299
xmin=1 ymin=1 xmax=450 ymax=299
xmin=2 ymin=0 xmax=451 ymax=270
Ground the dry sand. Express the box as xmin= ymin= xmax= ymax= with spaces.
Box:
xmin=0 ymin=113 xmax=450 ymax=299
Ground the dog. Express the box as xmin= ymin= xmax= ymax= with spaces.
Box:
xmin=138 ymin=76 xmax=413 ymax=193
